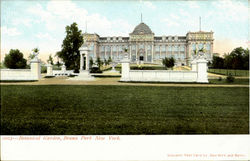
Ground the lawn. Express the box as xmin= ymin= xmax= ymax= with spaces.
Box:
xmin=209 ymin=78 xmax=249 ymax=85
xmin=208 ymin=69 xmax=249 ymax=77
xmin=1 ymin=85 xmax=249 ymax=135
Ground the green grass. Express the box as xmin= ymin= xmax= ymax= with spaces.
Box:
xmin=209 ymin=78 xmax=249 ymax=85
xmin=1 ymin=85 xmax=249 ymax=135
xmin=208 ymin=69 xmax=249 ymax=77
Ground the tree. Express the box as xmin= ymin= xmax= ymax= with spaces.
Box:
xmin=108 ymin=56 xmax=112 ymax=65
xmin=57 ymin=22 xmax=83 ymax=71
xmin=4 ymin=49 xmax=27 ymax=69
xmin=89 ymin=57 xmax=94 ymax=68
xmin=211 ymin=55 xmax=224 ymax=69
xmin=104 ymin=58 xmax=108 ymax=65
xmin=96 ymin=57 xmax=103 ymax=69
xmin=47 ymin=54 xmax=54 ymax=65
xmin=162 ymin=57 xmax=175 ymax=69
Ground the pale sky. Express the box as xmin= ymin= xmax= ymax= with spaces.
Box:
xmin=1 ymin=0 xmax=249 ymax=62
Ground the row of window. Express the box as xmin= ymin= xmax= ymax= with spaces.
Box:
xmin=98 ymin=45 xmax=187 ymax=52
xmin=192 ymin=43 xmax=211 ymax=50
xmin=90 ymin=53 xmax=186 ymax=60
xmin=89 ymin=43 xmax=211 ymax=53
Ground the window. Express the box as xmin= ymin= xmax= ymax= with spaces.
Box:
xmin=132 ymin=45 xmax=136 ymax=50
xmin=192 ymin=44 xmax=196 ymax=51
xmin=168 ymin=46 xmax=172 ymax=52
xmin=198 ymin=43 xmax=203 ymax=49
xmin=106 ymin=46 xmax=111 ymax=52
xmin=112 ymin=46 xmax=116 ymax=52
xmin=173 ymin=45 xmax=178 ymax=52
xmin=155 ymin=45 xmax=160 ymax=52
xmin=206 ymin=44 xmax=210 ymax=50
xmin=119 ymin=46 xmax=122 ymax=52
xmin=147 ymin=55 xmax=152 ymax=62
xmin=161 ymin=46 xmax=166 ymax=52
xmin=180 ymin=45 xmax=185 ymax=52
xmin=101 ymin=46 xmax=105 ymax=52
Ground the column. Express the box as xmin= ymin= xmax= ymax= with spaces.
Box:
xmin=117 ymin=45 xmax=118 ymax=60
xmin=188 ymin=43 xmax=192 ymax=65
xmin=111 ymin=46 xmax=113 ymax=59
xmin=151 ymin=43 xmax=154 ymax=63
xmin=104 ymin=46 xmax=106 ymax=59
xmin=129 ymin=45 xmax=132 ymax=59
xmin=178 ymin=44 xmax=180 ymax=64
xmin=159 ymin=45 xmax=161 ymax=59
xmin=80 ymin=53 xmax=83 ymax=71
xmin=211 ymin=42 xmax=214 ymax=58
xmin=86 ymin=52 xmax=89 ymax=70
xmin=170 ymin=44 xmax=173 ymax=57
xmin=135 ymin=44 xmax=138 ymax=61
xmin=146 ymin=44 xmax=148 ymax=62
xmin=94 ymin=42 xmax=97 ymax=61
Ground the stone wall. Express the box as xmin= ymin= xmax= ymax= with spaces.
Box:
xmin=0 ymin=58 xmax=41 ymax=81
xmin=127 ymin=70 xmax=197 ymax=82
xmin=120 ymin=54 xmax=208 ymax=83
xmin=0 ymin=69 xmax=36 ymax=81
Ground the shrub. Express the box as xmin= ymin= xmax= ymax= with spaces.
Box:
xmin=226 ymin=73 xmax=235 ymax=83
xmin=90 ymin=67 xmax=102 ymax=73
xmin=41 ymin=66 xmax=47 ymax=73
xmin=4 ymin=49 xmax=27 ymax=69
xmin=218 ymin=77 xmax=222 ymax=81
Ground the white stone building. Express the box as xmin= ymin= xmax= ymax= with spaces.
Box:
xmin=83 ymin=20 xmax=214 ymax=66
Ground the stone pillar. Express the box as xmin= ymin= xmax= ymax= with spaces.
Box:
xmin=120 ymin=53 xmax=130 ymax=81
xmin=30 ymin=57 xmax=41 ymax=80
xmin=46 ymin=63 xmax=53 ymax=76
xmin=61 ymin=63 xmax=66 ymax=73
xmin=196 ymin=57 xmax=208 ymax=83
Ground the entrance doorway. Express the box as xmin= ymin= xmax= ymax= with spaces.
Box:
xmin=139 ymin=55 xmax=144 ymax=61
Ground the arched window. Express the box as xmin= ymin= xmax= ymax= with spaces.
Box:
xmin=206 ymin=43 xmax=210 ymax=51
xmin=198 ymin=43 xmax=203 ymax=49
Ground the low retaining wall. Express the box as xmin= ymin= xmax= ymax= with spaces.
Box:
xmin=0 ymin=69 xmax=36 ymax=81
xmin=120 ymin=55 xmax=208 ymax=83
xmin=0 ymin=58 xmax=41 ymax=81
xmin=127 ymin=70 xmax=197 ymax=82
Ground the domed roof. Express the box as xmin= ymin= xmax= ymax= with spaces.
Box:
xmin=131 ymin=22 xmax=153 ymax=35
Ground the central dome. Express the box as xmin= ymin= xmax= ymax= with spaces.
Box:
xmin=131 ymin=22 xmax=153 ymax=35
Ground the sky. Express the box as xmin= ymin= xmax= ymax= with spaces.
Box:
xmin=1 ymin=0 xmax=249 ymax=62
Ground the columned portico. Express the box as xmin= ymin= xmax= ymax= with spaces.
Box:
xmin=70 ymin=44 xmax=95 ymax=81
xmin=79 ymin=44 xmax=90 ymax=72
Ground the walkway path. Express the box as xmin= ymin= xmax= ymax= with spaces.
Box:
xmin=1 ymin=76 xmax=248 ymax=87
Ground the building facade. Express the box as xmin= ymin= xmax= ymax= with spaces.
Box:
xmin=83 ymin=21 xmax=214 ymax=66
